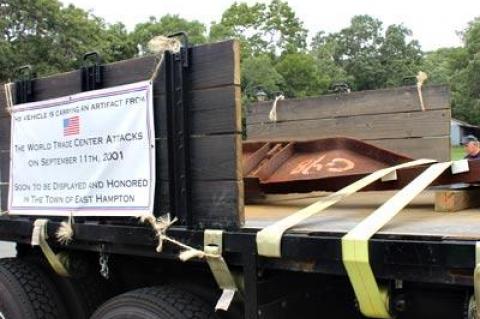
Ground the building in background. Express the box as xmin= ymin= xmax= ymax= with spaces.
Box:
xmin=451 ymin=119 xmax=480 ymax=145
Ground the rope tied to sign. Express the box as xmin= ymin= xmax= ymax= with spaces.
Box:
xmin=268 ymin=94 xmax=285 ymax=122
xmin=4 ymin=82 xmax=13 ymax=115
xmin=139 ymin=213 xmax=220 ymax=261
xmin=416 ymin=71 xmax=428 ymax=112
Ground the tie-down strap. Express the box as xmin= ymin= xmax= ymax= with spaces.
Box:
xmin=204 ymin=230 xmax=238 ymax=311
xmin=256 ymin=159 xmax=436 ymax=258
xmin=342 ymin=161 xmax=457 ymax=318
xmin=31 ymin=219 xmax=70 ymax=277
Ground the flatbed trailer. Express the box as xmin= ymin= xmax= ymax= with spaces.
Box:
xmin=0 ymin=38 xmax=478 ymax=319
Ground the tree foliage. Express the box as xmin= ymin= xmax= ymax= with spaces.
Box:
xmin=209 ymin=0 xmax=307 ymax=57
xmin=1 ymin=0 xmax=479 ymax=125
xmin=131 ymin=14 xmax=207 ymax=53
xmin=0 ymin=0 xmax=136 ymax=81
xmin=311 ymin=16 xmax=423 ymax=90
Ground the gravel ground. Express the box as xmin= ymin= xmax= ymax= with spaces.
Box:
xmin=0 ymin=241 xmax=16 ymax=258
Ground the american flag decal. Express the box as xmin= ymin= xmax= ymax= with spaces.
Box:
xmin=63 ymin=116 xmax=80 ymax=136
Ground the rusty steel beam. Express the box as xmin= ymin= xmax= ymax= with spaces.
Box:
xmin=243 ymin=137 xmax=480 ymax=194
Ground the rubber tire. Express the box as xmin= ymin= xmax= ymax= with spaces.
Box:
xmin=0 ymin=258 xmax=68 ymax=319
xmin=91 ymin=286 xmax=219 ymax=319
xmin=50 ymin=271 xmax=113 ymax=319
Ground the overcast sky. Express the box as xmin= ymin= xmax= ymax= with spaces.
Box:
xmin=63 ymin=0 xmax=480 ymax=51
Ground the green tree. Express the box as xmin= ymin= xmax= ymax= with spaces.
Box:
xmin=242 ymin=55 xmax=284 ymax=99
xmin=422 ymin=47 xmax=468 ymax=85
xmin=275 ymin=53 xmax=324 ymax=97
xmin=210 ymin=0 xmax=307 ymax=57
xmin=311 ymin=31 xmax=352 ymax=90
xmin=313 ymin=16 xmax=423 ymax=91
xmin=452 ymin=17 xmax=480 ymax=123
xmin=379 ymin=24 xmax=423 ymax=86
xmin=0 ymin=0 xmax=136 ymax=81
xmin=319 ymin=15 xmax=385 ymax=90
xmin=131 ymin=14 xmax=207 ymax=54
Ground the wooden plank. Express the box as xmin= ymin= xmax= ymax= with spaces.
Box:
xmin=15 ymin=40 xmax=240 ymax=103
xmin=156 ymin=134 xmax=242 ymax=181
xmin=0 ymin=184 xmax=7 ymax=212
xmin=154 ymin=40 xmax=240 ymax=95
xmin=247 ymin=109 xmax=450 ymax=141
xmin=0 ymin=116 xmax=10 ymax=151
xmin=247 ymin=85 xmax=450 ymax=124
xmin=0 ymin=85 xmax=9 ymax=117
xmin=370 ymin=137 xmax=450 ymax=161
xmin=0 ymin=151 xmax=9 ymax=183
xmin=244 ymin=191 xmax=480 ymax=240
xmin=157 ymin=180 xmax=244 ymax=229
xmin=154 ymin=86 xmax=241 ymax=137
xmin=435 ymin=189 xmax=480 ymax=212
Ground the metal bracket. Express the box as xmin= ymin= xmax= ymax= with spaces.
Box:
xmin=168 ymin=32 xmax=189 ymax=68
xmin=204 ymin=230 xmax=238 ymax=311
xmin=166 ymin=32 xmax=192 ymax=227
xmin=81 ymin=51 xmax=104 ymax=91
xmin=14 ymin=65 xmax=36 ymax=104
xmin=31 ymin=219 xmax=70 ymax=277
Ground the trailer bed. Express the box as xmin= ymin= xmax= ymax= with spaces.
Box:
xmin=245 ymin=191 xmax=480 ymax=240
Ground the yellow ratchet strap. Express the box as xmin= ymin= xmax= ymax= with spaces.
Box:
xmin=31 ymin=219 xmax=70 ymax=277
xmin=342 ymin=162 xmax=453 ymax=318
xmin=256 ymin=159 xmax=436 ymax=258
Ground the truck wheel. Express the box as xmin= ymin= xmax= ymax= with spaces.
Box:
xmin=0 ymin=258 xmax=68 ymax=319
xmin=20 ymin=251 xmax=115 ymax=319
xmin=50 ymin=271 xmax=113 ymax=319
xmin=91 ymin=286 xmax=219 ymax=319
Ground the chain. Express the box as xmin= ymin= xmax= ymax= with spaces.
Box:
xmin=99 ymin=252 xmax=110 ymax=279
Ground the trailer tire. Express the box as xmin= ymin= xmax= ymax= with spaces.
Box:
xmin=91 ymin=286 xmax=219 ymax=319
xmin=0 ymin=258 xmax=68 ymax=319
xmin=50 ymin=271 xmax=113 ymax=319
xmin=20 ymin=250 xmax=114 ymax=319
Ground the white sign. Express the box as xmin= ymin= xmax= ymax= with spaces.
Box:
xmin=8 ymin=81 xmax=155 ymax=217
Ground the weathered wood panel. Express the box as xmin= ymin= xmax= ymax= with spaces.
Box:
xmin=157 ymin=180 xmax=243 ymax=228
xmin=247 ymin=109 xmax=450 ymax=141
xmin=247 ymin=85 xmax=450 ymax=124
xmin=156 ymin=134 xmax=241 ymax=181
xmin=0 ymin=40 xmax=243 ymax=228
xmin=0 ymin=151 xmax=9 ymax=184
xmin=371 ymin=137 xmax=450 ymax=162
xmin=5 ymin=40 xmax=240 ymax=105
xmin=154 ymin=85 xmax=241 ymax=137
xmin=0 ymin=184 xmax=7 ymax=212
xmin=0 ymin=85 xmax=9 ymax=118
xmin=156 ymin=40 xmax=240 ymax=94
xmin=247 ymin=85 xmax=451 ymax=161
xmin=0 ymin=116 xmax=10 ymax=152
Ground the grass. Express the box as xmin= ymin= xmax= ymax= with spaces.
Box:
xmin=451 ymin=146 xmax=465 ymax=161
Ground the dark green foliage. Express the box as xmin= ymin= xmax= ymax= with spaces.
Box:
xmin=422 ymin=17 xmax=480 ymax=124
xmin=131 ymin=14 xmax=208 ymax=53
xmin=1 ymin=0 xmax=478 ymax=124
xmin=0 ymin=0 xmax=136 ymax=81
